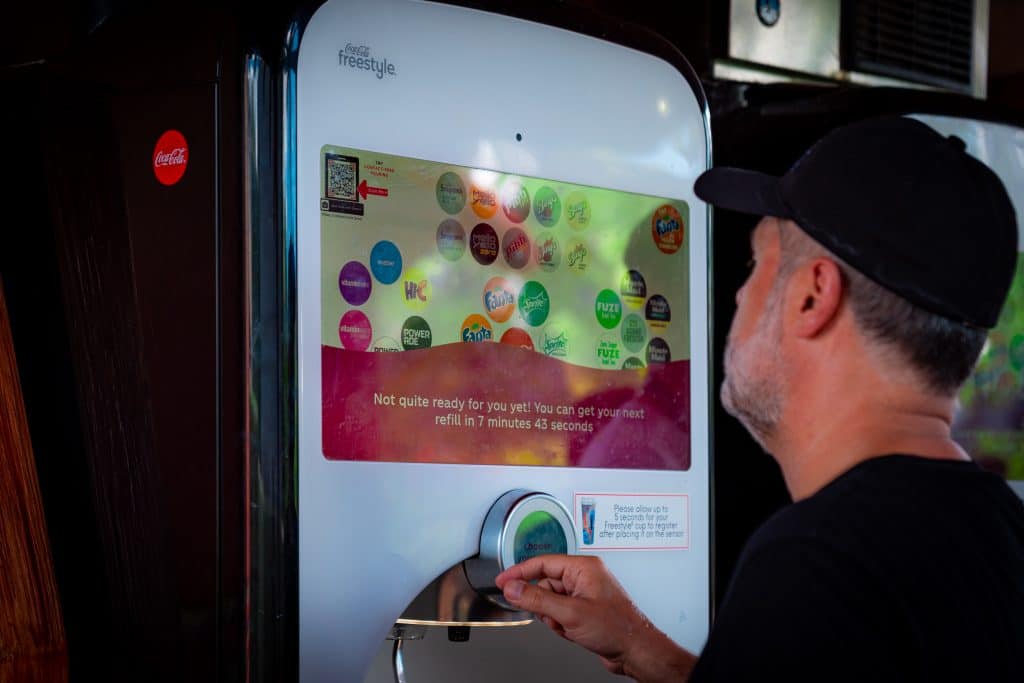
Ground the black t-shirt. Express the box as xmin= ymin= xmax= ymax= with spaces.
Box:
xmin=691 ymin=455 xmax=1024 ymax=682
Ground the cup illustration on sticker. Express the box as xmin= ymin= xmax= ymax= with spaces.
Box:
xmin=581 ymin=497 xmax=596 ymax=545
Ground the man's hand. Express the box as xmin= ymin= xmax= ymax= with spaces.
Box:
xmin=495 ymin=555 xmax=696 ymax=682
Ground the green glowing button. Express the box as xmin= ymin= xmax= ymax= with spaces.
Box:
xmin=513 ymin=510 xmax=569 ymax=564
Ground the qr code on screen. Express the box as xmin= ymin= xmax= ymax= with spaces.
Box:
xmin=326 ymin=155 xmax=358 ymax=200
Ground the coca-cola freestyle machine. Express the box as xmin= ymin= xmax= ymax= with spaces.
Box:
xmin=281 ymin=0 xmax=711 ymax=680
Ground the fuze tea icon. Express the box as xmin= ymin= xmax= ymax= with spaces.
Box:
xmin=582 ymin=498 xmax=596 ymax=545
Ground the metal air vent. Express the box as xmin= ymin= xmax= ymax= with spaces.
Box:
xmin=843 ymin=0 xmax=983 ymax=93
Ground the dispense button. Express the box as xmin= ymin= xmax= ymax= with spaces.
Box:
xmin=465 ymin=489 xmax=577 ymax=609
xmin=513 ymin=510 xmax=569 ymax=564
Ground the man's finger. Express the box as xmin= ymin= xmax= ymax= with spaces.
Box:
xmin=496 ymin=554 xmax=586 ymax=587
xmin=502 ymin=579 xmax=581 ymax=627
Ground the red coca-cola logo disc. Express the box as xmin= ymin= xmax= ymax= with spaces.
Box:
xmin=152 ymin=129 xmax=189 ymax=186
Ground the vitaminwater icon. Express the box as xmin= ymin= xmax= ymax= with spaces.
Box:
xmin=436 ymin=219 xmax=467 ymax=262
xmin=500 ymin=180 xmax=531 ymax=224
xmin=620 ymin=270 xmax=647 ymax=308
xmin=502 ymin=227 xmax=531 ymax=269
xmin=581 ymin=497 xmax=596 ymax=545
xmin=533 ymin=186 xmax=561 ymax=228
xmin=436 ymin=171 xmax=466 ymax=215
xmin=401 ymin=316 xmax=432 ymax=350
xmin=652 ymin=204 xmax=686 ymax=255
xmin=401 ymin=267 xmax=430 ymax=311
xmin=646 ymin=337 xmax=671 ymax=365
xmin=566 ymin=240 xmax=589 ymax=274
xmin=535 ymin=235 xmax=560 ymax=272
xmin=542 ymin=325 xmax=568 ymax=358
xmin=621 ymin=314 xmax=647 ymax=353
xmin=595 ymin=289 xmax=623 ymax=329
xmin=483 ymin=277 xmax=518 ymax=323
xmin=339 ymin=261 xmax=372 ymax=306
xmin=461 ymin=314 xmax=494 ymax=343
xmin=518 ymin=281 xmax=550 ymax=327
xmin=370 ymin=241 xmax=402 ymax=285
xmin=597 ymin=334 xmax=622 ymax=368
xmin=371 ymin=337 xmax=402 ymax=352
xmin=565 ymin=191 xmax=591 ymax=231
xmin=470 ymin=223 xmax=499 ymax=265
xmin=500 ymin=327 xmax=534 ymax=351
xmin=645 ymin=295 xmax=671 ymax=331
xmin=338 ymin=310 xmax=372 ymax=351
xmin=470 ymin=182 xmax=498 ymax=219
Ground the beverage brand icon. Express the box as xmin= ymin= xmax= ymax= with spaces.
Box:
xmin=535 ymin=235 xmax=560 ymax=272
xmin=652 ymin=204 xmax=685 ymax=255
xmin=470 ymin=223 xmax=499 ymax=265
xmin=621 ymin=314 xmax=647 ymax=353
xmin=436 ymin=171 xmax=466 ymax=215
xmin=533 ymin=186 xmax=561 ymax=228
xmin=502 ymin=227 xmax=531 ymax=269
xmin=470 ymin=183 xmax=498 ymax=219
xmin=500 ymin=327 xmax=534 ymax=350
xmin=500 ymin=180 xmax=531 ymax=224
xmin=401 ymin=267 xmax=430 ymax=311
xmin=646 ymin=337 xmax=671 ymax=364
xmin=595 ymin=289 xmax=623 ymax=329
xmin=645 ymin=294 xmax=671 ymax=330
xmin=436 ymin=219 xmax=467 ymax=262
xmin=566 ymin=240 xmax=590 ymax=274
xmin=620 ymin=270 xmax=647 ymax=308
xmin=369 ymin=241 xmax=402 ymax=284
xmin=518 ymin=281 xmax=550 ymax=327
xmin=483 ymin=277 xmax=518 ymax=323
xmin=338 ymin=310 xmax=373 ymax=351
xmin=565 ymin=191 xmax=591 ymax=231
xmin=461 ymin=314 xmax=494 ymax=343
xmin=339 ymin=261 xmax=372 ymax=306
xmin=401 ymin=316 xmax=432 ymax=350
xmin=153 ymin=129 xmax=189 ymax=186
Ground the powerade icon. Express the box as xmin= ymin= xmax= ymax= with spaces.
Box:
xmin=647 ymin=337 xmax=671 ymax=365
xmin=470 ymin=223 xmax=499 ymax=265
xmin=620 ymin=270 xmax=647 ymax=308
xmin=645 ymin=295 xmax=671 ymax=330
xmin=436 ymin=171 xmax=466 ymax=215
xmin=461 ymin=314 xmax=493 ymax=343
xmin=535 ymin=235 xmax=560 ymax=272
xmin=502 ymin=227 xmax=531 ymax=269
xmin=500 ymin=180 xmax=531 ymax=224
xmin=339 ymin=261 xmax=372 ymax=305
xmin=436 ymin=219 xmax=467 ymax=262
xmin=401 ymin=316 xmax=432 ymax=350
xmin=369 ymin=241 xmax=402 ymax=284
xmin=401 ymin=267 xmax=429 ymax=311
xmin=533 ymin=186 xmax=561 ymax=228
xmin=652 ymin=204 xmax=685 ymax=255
xmin=595 ymin=289 xmax=623 ymax=329
xmin=372 ymin=337 xmax=402 ymax=352
xmin=483 ymin=277 xmax=517 ymax=323
xmin=518 ymin=281 xmax=550 ymax=327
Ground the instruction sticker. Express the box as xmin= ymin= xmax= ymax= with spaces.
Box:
xmin=573 ymin=493 xmax=689 ymax=551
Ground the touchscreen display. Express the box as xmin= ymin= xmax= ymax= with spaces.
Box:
xmin=320 ymin=145 xmax=692 ymax=470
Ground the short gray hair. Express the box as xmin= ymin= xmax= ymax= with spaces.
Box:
xmin=777 ymin=223 xmax=987 ymax=394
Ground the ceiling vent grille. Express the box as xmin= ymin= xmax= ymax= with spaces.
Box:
xmin=844 ymin=0 xmax=976 ymax=91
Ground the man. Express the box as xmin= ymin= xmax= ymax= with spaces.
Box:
xmin=495 ymin=117 xmax=1024 ymax=681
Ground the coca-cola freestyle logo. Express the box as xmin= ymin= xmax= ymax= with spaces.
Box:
xmin=152 ymin=130 xmax=188 ymax=186
xmin=339 ymin=43 xmax=397 ymax=79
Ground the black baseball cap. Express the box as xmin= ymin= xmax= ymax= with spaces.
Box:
xmin=695 ymin=116 xmax=1019 ymax=329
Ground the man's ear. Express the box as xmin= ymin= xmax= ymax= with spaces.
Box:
xmin=789 ymin=258 xmax=843 ymax=339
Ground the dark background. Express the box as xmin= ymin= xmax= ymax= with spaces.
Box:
xmin=1 ymin=1 xmax=1022 ymax=681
